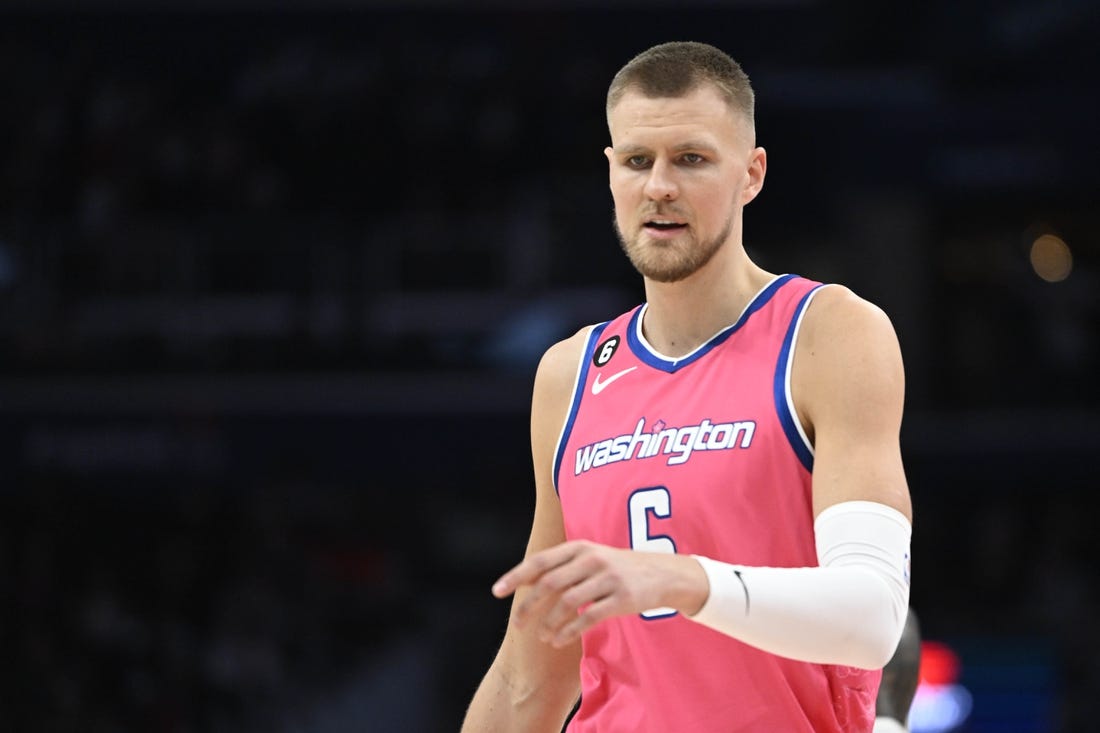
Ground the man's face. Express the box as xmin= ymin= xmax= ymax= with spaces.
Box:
xmin=604 ymin=84 xmax=763 ymax=283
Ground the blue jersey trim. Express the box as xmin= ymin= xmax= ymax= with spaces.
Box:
xmin=627 ymin=274 xmax=799 ymax=373
xmin=553 ymin=322 xmax=609 ymax=494
xmin=773 ymin=285 xmax=824 ymax=473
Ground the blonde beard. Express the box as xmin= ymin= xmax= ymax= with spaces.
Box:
xmin=615 ymin=213 xmax=733 ymax=283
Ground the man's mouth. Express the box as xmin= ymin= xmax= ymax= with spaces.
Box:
xmin=645 ymin=219 xmax=687 ymax=232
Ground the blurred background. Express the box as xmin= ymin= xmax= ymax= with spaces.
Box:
xmin=0 ymin=1 xmax=1096 ymax=731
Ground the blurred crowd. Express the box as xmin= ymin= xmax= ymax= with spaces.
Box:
xmin=1 ymin=475 xmax=427 ymax=732
xmin=0 ymin=11 xmax=1096 ymax=396
xmin=0 ymin=410 xmax=531 ymax=732
xmin=0 ymin=13 xmax=623 ymax=378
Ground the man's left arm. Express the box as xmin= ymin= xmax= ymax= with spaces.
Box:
xmin=687 ymin=285 xmax=913 ymax=668
xmin=797 ymin=285 xmax=912 ymax=520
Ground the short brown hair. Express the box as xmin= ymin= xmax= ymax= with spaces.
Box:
xmin=606 ymin=41 xmax=755 ymax=127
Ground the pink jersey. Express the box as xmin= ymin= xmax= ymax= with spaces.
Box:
xmin=555 ymin=274 xmax=880 ymax=733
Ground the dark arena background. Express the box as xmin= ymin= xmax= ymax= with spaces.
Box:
xmin=0 ymin=1 xmax=1097 ymax=731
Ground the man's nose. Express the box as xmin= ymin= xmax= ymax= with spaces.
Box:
xmin=643 ymin=160 xmax=678 ymax=201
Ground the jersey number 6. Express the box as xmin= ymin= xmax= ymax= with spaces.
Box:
xmin=628 ymin=486 xmax=677 ymax=619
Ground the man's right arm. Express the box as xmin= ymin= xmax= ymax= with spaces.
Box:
xmin=460 ymin=330 xmax=589 ymax=732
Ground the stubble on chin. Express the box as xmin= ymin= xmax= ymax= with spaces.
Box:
xmin=612 ymin=212 xmax=727 ymax=284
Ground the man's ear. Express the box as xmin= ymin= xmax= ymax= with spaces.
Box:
xmin=742 ymin=146 xmax=767 ymax=205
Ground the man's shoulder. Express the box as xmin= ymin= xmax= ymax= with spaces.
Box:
xmin=798 ymin=284 xmax=900 ymax=362
xmin=533 ymin=324 xmax=600 ymax=397
xmin=807 ymin=284 xmax=893 ymax=328
xmin=536 ymin=306 xmax=639 ymax=380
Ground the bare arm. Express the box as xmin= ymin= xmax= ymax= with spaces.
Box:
xmin=460 ymin=331 xmax=588 ymax=732
xmin=794 ymin=285 xmax=912 ymax=521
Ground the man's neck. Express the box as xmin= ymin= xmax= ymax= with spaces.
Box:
xmin=640 ymin=255 xmax=775 ymax=358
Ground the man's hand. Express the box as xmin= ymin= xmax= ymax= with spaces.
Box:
xmin=492 ymin=540 xmax=708 ymax=648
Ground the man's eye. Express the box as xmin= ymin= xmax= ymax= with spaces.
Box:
xmin=681 ymin=153 xmax=704 ymax=164
xmin=626 ymin=155 xmax=650 ymax=168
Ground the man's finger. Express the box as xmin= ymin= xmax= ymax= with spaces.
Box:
xmin=515 ymin=558 xmax=596 ymax=625
xmin=539 ymin=573 xmax=612 ymax=637
xmin=492 ymin=544 xmax=576 ymax=598
xmin=551 ymin=594 xmax=617 ymax=648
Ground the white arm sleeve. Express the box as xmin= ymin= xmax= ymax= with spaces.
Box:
xmin=686 ymin=500 xmax=911 ymax=669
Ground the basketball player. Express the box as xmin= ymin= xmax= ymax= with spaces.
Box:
xmin=461 ymin=41 xmax=912 ymax=732
xmin=874 ymin=607 xmax=923 ymax=732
